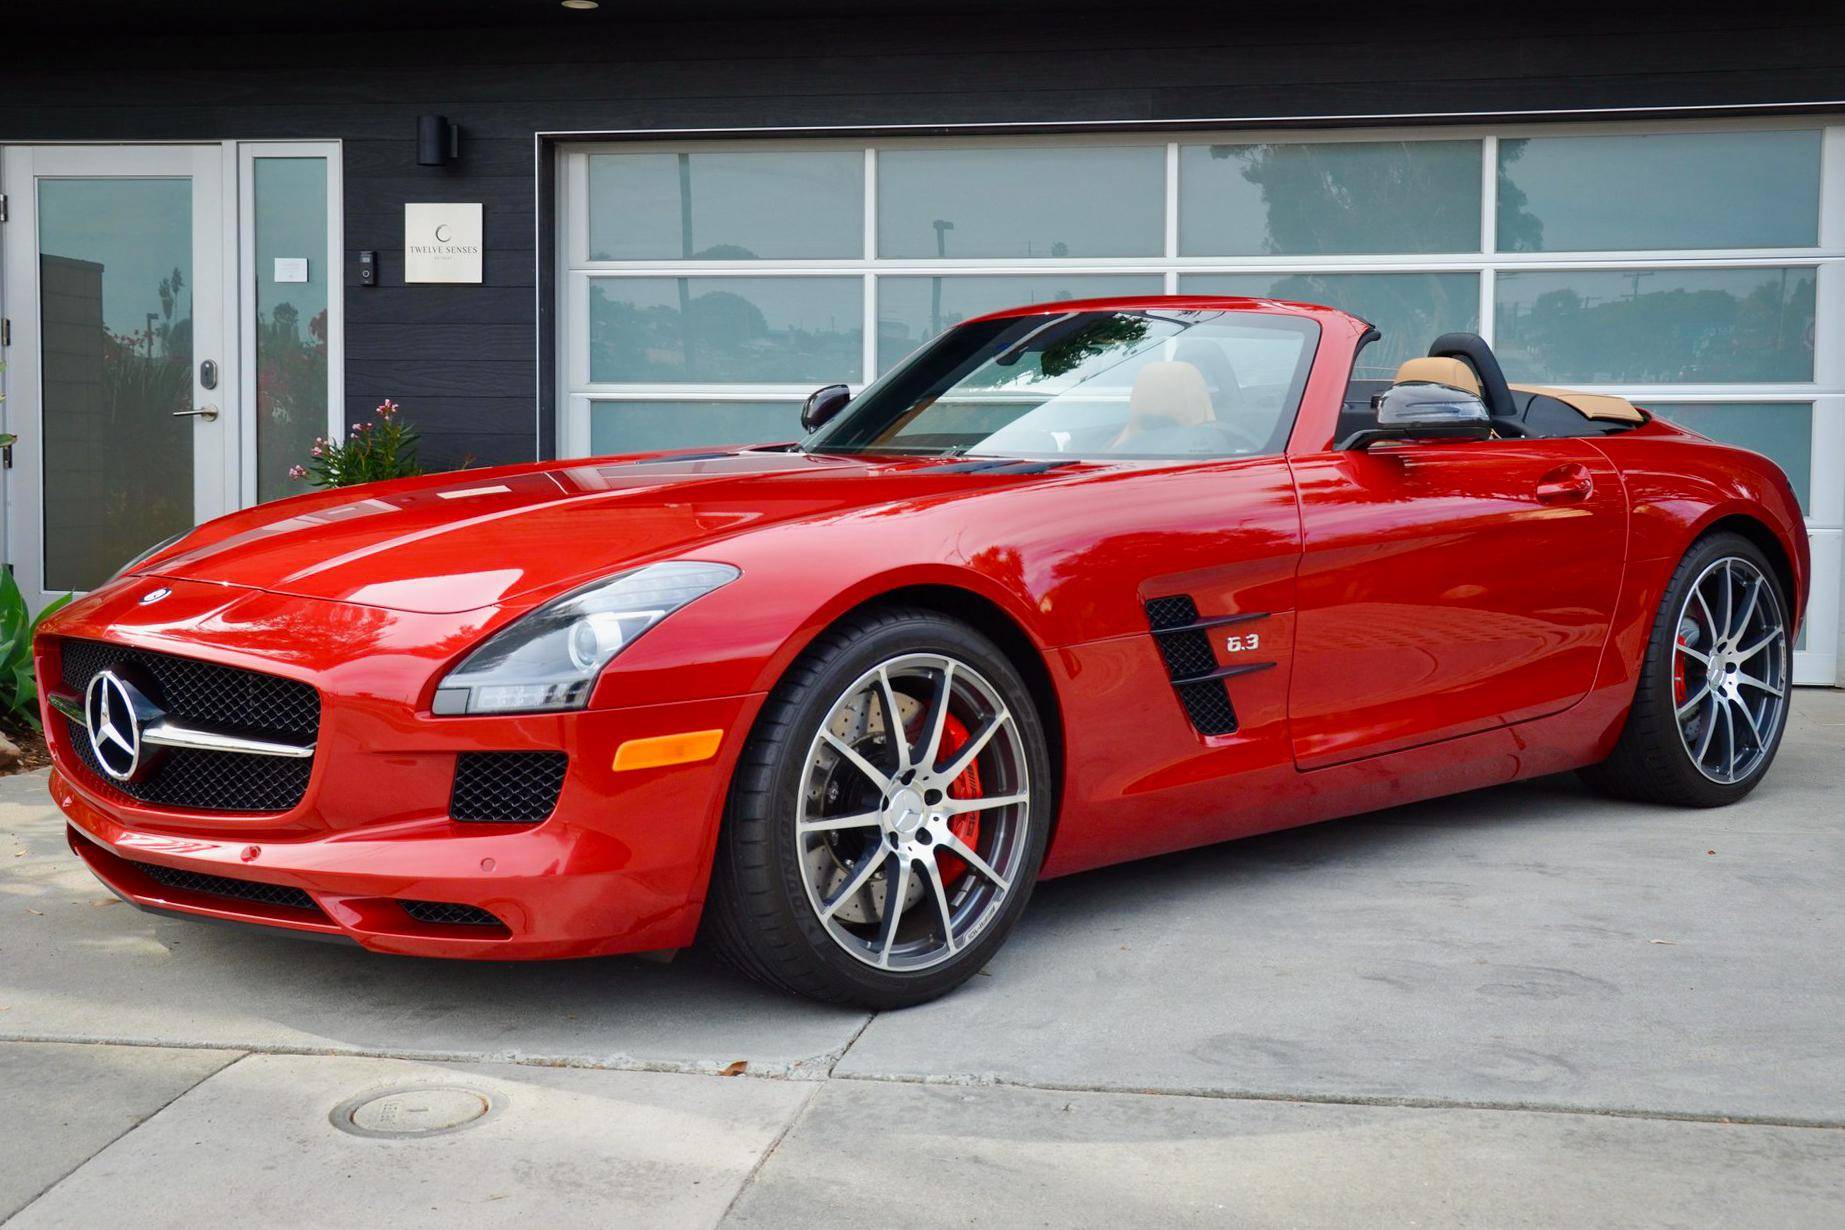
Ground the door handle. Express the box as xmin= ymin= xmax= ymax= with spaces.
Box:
xmin=1535 ymin=462 xmax=1593 ymax=504
xmin=174 ymin=405 xmax=219 ymax=421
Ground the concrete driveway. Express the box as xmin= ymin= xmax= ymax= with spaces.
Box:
xmin=4 ymin=692 xmax=1843 ymax=1228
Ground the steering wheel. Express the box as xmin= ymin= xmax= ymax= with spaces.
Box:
xmin=1210 ymin=416 xmax=1269 ymax=455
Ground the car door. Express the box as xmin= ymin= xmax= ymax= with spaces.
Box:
xmin=1287 ymin=438 xmax=1626 ymax=769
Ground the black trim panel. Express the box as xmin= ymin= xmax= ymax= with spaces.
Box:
xmin=1149 ymin=611 xmax=1271 ymax=637
xmin=1171 ymin=660 xmax=1278 ymax=685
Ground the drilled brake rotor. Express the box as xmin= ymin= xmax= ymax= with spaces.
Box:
xmin=806 ymin=691 xmax=927 ymax=925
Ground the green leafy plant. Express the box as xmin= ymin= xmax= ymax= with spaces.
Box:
xmin=293 ymin=399 xmax=424 ymax=489
xmin=0 ymin=569 xmax=71 ymax=731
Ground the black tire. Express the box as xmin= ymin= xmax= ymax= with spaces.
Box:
xmin=1582 ymin=531 xmax=1793 ymax=807
xmin=703 ymin=605 xmax=1054 ymax=1008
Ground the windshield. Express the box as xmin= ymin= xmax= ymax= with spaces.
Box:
xmin=808 ymin=308 xmax=1320 ymax=460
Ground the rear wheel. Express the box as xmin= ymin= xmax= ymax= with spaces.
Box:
xmin=704 ymin=606 xmax=1052 ymax=1007
xmin=1583 ymin=531 xmax=1791 ymax=806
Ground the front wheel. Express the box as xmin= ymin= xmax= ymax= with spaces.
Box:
xmin=704 ymin=606 xmax=1053 ymax=1007
xmin=1583 ymin=531 xmax=1792 ymax=806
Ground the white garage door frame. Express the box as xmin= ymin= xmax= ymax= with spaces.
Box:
xmin=551 ymin=115 xmax=1845 ymax=685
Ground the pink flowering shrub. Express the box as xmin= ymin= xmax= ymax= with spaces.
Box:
xmin=294 ymin=399 xmax=423 ymax=489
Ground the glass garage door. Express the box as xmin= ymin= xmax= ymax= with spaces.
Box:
xmin=557 ymin=121 xmax=1845 ymax=684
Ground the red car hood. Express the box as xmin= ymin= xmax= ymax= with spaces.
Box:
xmin=138 ymin=450 xmax=1069 ymax=614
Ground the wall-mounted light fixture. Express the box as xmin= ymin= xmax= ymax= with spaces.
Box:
xmin=417 ymin=115 xmax=461 ymax=167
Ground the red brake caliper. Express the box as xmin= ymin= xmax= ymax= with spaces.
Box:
xmin=1673 ymin=634 xmax=1690 ymax=705
xmin=932 ymin=713 xmax=984 ymax=886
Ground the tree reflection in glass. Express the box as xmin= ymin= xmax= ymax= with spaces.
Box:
xmin=38 ymin=177 xmax=195 ymax=590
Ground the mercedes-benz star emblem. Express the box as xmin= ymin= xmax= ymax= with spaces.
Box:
xmin=84 ymin=671 xmax=158 ymax=782
xmin=139 ymin=587 xmax=171 ymax=605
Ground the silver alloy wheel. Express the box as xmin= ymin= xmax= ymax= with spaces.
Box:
xmin=795 ymin=653 xmax=1031 ymax=972
xmin=1672 ymin=556 xmax=1789 ymax=784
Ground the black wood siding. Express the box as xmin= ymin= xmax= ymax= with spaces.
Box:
xmin=3 ymin=7 xmax=1841 ymax=469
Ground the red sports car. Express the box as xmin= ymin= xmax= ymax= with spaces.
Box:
xmin=38 ymin=297 xmax=1806 ymax=1006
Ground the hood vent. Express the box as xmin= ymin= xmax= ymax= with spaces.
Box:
xmin=923 ymin=458 xmax=1079 ymax=476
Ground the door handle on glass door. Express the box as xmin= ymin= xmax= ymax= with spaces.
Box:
xmin=174 ymin=405 xmax=219 ymax=421
xmin=1535 ymin=463 xmax=1593 ymax=504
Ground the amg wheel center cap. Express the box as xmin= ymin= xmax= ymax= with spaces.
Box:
xmin=885 ymin=786 xmax=927 ymax=837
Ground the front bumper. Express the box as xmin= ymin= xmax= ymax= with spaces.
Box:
xmin=41 ymin=578 xmax=765 ymax=959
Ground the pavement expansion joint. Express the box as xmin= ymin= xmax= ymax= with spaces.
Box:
xmin=5 ymin=1033 xmax=1841 ymax=1133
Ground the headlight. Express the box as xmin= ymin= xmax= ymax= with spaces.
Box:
xmin=110 ymin=530 xmax=189 ymax=583
xmin=431 ymin=561 xmax=739 ymax=715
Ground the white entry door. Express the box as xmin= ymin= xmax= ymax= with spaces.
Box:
xmin=1 ymin=145 xmax=237 ymax=607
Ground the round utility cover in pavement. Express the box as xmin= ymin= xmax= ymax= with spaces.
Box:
xmin=332 ymin=1085 xmax=497 ymax=1139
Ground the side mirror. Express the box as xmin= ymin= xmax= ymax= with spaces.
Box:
xmin=801 ymin=384 xmax=852 ymax=432
xmin=1340 ymin=382 xmax=1493 ymax=450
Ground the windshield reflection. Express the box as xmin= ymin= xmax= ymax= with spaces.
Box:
xmin=809 ymin=308 xmax=1320 ymax=461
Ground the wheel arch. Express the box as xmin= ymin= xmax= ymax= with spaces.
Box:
xmin=1694 ymin=512 xmax=1803 ymax=624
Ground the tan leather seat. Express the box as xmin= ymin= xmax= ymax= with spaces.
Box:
xmin=1393 ymin=356 xmax=1481 ymax=395
xmin=1109 ymin=361 xmax=1215 ymax=450
xmin=1129 ymin=360 xmax=1214 ymax=425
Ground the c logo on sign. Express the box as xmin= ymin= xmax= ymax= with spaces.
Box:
xmin=434 ymin=224 xmax=453 ymax=243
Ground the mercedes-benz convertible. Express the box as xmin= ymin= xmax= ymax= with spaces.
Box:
xmin=39 ymin=296 xmax=1807 ymax=1006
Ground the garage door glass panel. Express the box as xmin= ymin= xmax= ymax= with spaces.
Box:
xmin=36 ymin=177 xmax=195 ymax=592
xmin=587 ymin=151 xmax=863 ymax=260
xmin=1645 ymin=402 xmax=1813 ymax=513
xmin=1493 ymin=267 xmax=1817 ymax=384
xmin=1497 ymin=131 xmax=1822 ymax=252
xmin=254 ymin=156 xmax=329 ymax=503
xmin=590 ymin=400 xmax=800 ymax=454
xmin=1181 ymin=272 xmax=1479 ymax=373
xmin=878 ymin=274 xmax=1164 ymax=373
xmin=876 ymin=146 xmax=1164 ymax=259
xmin=1179 ymin=140 xmax=1482 ymax=256
xmin=588 ymin=277 xmax=863 ymax=384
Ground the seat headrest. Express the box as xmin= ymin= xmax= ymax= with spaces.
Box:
xmin=1172 ymin=340 xmax=1240 ymax=407
xmin=1130 ymin=361 xmax=1214 ymax=428
xmin=1394 ymin=356 xmax=1481 ymax=396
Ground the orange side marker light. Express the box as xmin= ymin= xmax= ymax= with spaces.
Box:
xmin=612 ymin=729 xmax=725 ymax=772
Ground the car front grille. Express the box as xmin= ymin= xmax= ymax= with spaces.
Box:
xmin=132 ymin=858 xmax=321 ymax=913
xmin=450 ymin=752 xmax=567 ymax=824
xmin=60 ymin=639 xmax=321 ymax=739
xmin=57 ymin=638 xmax=320 ymax=813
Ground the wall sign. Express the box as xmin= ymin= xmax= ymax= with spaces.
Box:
xmin=404 ymin=203 xmax=483 ymax=284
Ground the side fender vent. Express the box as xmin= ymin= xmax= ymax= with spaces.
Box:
xmin=1142 ymin=594 xmax=1238 ymax=736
